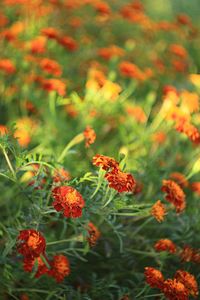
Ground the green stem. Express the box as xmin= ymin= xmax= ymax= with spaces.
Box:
xmin=58 ymin=133 xmax=84 ymax=162
xmin=1 ymin=146 xmax=16 ymax=179
xmin=47 ymin=236 xmax=83 ymax=246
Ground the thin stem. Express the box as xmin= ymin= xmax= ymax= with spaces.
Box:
xmin=58 ymin=133 xmax=84 ymax=162
xmin=47 ymin=236 xmax=83 ymax=246
xmin=1 ymin=146 xmax=16 ymax=179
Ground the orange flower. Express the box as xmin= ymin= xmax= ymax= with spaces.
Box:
xmin=161 ymin=180 xmax=186 ymax=213
xmin=176 ymin=14 xmax=191 ymax=26
xmin=29 ymin=36 xmax=47 ymax=54
xmin=180 ymin=246 xmax=195 ymax=263
xmin=23 ymin=256 xmax=49 ymax=278
xmin=0 ymin=125 xmax=8 ymax=135
xmin=126 ymin=105 xmax=147 ymax=123
xmin=0 ymin=59 xmax=16 ymax=74
xmin=180 ymin=246 xmax=200 ymax=264
xmin=154 ymin=239 xmax=176 ymax=254
xmin=98 ymin=45 xmax=124 ymax=60
xmin=17 ymin=229 xmax=46 ymax=260
xmin=39 ymin=58 xmax=62 ymax=76
xmin=41 ymin=78 xmax=66 ymax=96
xmin=93 ymin=154 xmax=119 ymax=171
xmin=87 ymin=222 xmax=101 ymax=247
xmin=20 ymin=294 xmax=29 ymax=300
xmin=14 ymin=117 xmax=37 ymax=147
xmin=175 ymin=120 xmax=200 ymax=144
xmin=175 ymin=270 xmax=198 ymax=298
xmin=152 ymin=131 xmax=167 ymax=144
xmin=181 ymin=91 xmax=199 ymax=113
xmin=83 ymin=126 xmax=96 ymax=148
xmin=169 ymin=44 xmax=187 ymax=59
xmin=94 ymin=1 xmax=111 ymax=15
xmin=48 ymin=254 xmax=70 ymax=283
xmin=52 ymin=186 xmax=85 ymax=218
xmin=53 ymin=168 xmax=71 ymax=183
xmin=41 ymin=27 xmax=60 ymax=40
xmin=190 ymin=182 xmax=200 ymax=195
xmin=119 ymin=61 xmax=144 ymax=80
xmin=162 ymin=279 xmax=189 ymax=300
xmin=105 ymin=168 xmax=136 ymax=193
xmin=144 ymin=267 xmax=164 ymax=289
xmin=57 ymin=35 xmax=78 ymax=51
xmin=151 ymin=200 xmax=166 ymax=222
xmin=169 ymin=172 xmax=189 ymax=188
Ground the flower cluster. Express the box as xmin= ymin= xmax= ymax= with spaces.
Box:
xmin=93 ymin=154 xmax=136 ymax=193
xmin=17 ymin=229 xmax=70 ymax=282
xmin=145 ymin=267 xmax=198 ymax=299
xmin=161 ymin=179 xmax=186 ymax=213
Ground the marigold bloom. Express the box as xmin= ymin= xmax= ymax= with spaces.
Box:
xmin=98 ymin=45 xmax=124 ymax=60
xmin=162 ymin=279 xmax=189 ymax=300
xmin=53 ymin=168 xmax=71 ymax=183
xmin=41 ymin=78 xmax=66 ymax=96
xmin=83 ymin=126 xmax=96 ymax=148
xmin=29 ymin=36 xmax=47 ymax=54
xmin=154 ymin=239 xmax=176 ymax=254
xmin=0 ymin=59 xmax=16 ymax=74
xmin=161 ymin=180 xmax=186 ymax=213
xmin=190 ymin=182 xmax=200 ymax=195
xmin=152 ymin=131 xmax=167 ymax=144
xmin=93 ymin=154 xmax=119 ymax=171
xmin=119 ymin=61 xmax=144 ymax=80
xmin=181 ymin=91 xmax=199 ymax=113
xmin=87 ymin=222 xmax=101 ymax=247
xmin=169 ymin=172 xmax=189 ymax=188
xmin=180 ymin=246 xmax=195 ymax=263
xmin=52 ymin=186 xmax=85 ymax=218
xmin=180 ymin=246 xmax=200 ymax=264
xmin=169 ymin=44 xmax=187 ymax=59
xmin=144 ymin=267 xmax=164 ymax=289
xmin=0 ymin=125 xmax=8 ymax=135
xmin=39 ymin=58 xmax=62 ymax=76
xmin=17 ymin=229 xmax=46 ymax=259
xmin=175 ymin=270 xmax=198 ymax=298
xmin=126 ymin=105 xmax=147 ymax=123
xmin=151 ymin=200 xmax=166 ymax=222
xmin=14 ymin=117 xmax=37 ymax=147
xmin=57 ymin=35 xmax=77 ymax=51
xmin=94 ymin=1 xmax=111 ymax=15
xmin=176 ymin=121 xmax=200 ymax=144
xmin=23 ymin=256 xmax=49 ymax=278
xmin=41 ymin=27 xmax=60 ymax=40
xmin=48 ymin=254 xmax=70 ymax=283
xmin=105 ymin=169 xmax=136 ymax=193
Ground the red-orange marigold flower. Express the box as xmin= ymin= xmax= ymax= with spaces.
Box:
xmin=17 ymin=229 xmax=46 ymax=259
xmin=151 ymin=200 xmax=166 ymax=222
xmin=57 ymin=35 xmax=78 ymax=51
xmin=105 ymin=169 xmax=136 ymax=193
xmin=162 ymin=278 xmax=189 ymax=300
xmin=87 ymin=222 xmax=101 ymax=247
xmin=83 ymin=126 xmax=96 ymax=148
xmin=180 ymin=245 xmax=195 ymax=263
xmin=92 ymin=154 xmax=119 ymax=171
xmin=169 ymin=172 xmax=189 ymax=188
xmin=23 ymin=256 xmax=49 ymax=278
xmin=175 ymin=270 xmax=198 ymax=298
xmin=41 ymin=78 xmax=66 ymax=96
xmin=39 ymin=58 xmax=62 ymax=77
xmin=161 ymin=180 xmax=186 ymax=213
xmin=190 ymin=182 xmax=200 ymax=196
xmin=0 ymin=59 xmax=16 ymax=74
xmin=144 ymin=267 xmax=164 ymax=289
xmin=154 ymin=239 xmax=176 ymax=254
xmin=176 ymin=120 xmax=200 ymax=144
xmin=52 ymin=186 xmax=85 ymax=218
xmin=48 ymin=254 xmax=70 ymax=283
xmin=0 ymin=125 xmax=8 ymax=135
